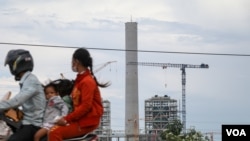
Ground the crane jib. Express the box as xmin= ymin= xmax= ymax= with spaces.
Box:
xmin=127 ymin=62 xmax=209 ymax=69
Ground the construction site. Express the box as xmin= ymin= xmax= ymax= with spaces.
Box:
xmin=88 ymin=22 xmax=210 ymax=141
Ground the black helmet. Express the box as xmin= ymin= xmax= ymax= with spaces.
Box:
xmin=4 ymin=49 xmax=34 ymax=79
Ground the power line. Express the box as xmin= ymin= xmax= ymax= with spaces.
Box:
xmin=0 ymin=42 xmax=250 ymax=57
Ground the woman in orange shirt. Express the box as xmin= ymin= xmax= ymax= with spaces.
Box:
xmin=48 ymin=48 xmax=110 ymax=141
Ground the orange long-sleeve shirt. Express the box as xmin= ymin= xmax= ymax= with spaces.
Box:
xmin=64 ymin=69 xmax=103 ymax=127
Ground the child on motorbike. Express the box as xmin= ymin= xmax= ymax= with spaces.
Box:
xmin=34 ymin=82 xmax=69 ymax=141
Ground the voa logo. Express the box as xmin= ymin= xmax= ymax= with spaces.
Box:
xmin=226 ymin=129 xmax=246 ymax=136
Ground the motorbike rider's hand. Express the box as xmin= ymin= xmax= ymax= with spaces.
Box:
xmin=55 ymin=117 xmax=68 ymax=126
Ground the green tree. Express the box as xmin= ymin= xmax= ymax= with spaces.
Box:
xmin=160 ymin=119 xmax=182 ymax=140
xmin=184 ymin=129 xmax=209 ymax=141
xmin=161 ymin=120 xmax=210 ymax=141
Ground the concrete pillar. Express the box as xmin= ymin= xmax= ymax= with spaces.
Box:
xmin=125 ymin=22 xmax=139 ymax=141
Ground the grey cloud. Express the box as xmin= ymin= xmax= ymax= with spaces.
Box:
xmin=137 ymin=18 xmax=250 ymax=45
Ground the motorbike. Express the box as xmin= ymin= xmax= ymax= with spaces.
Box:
xmin=0 ymin=113 xmax=98 ymax=141
xmin=63 ymin=134 xmax=98 ymax=141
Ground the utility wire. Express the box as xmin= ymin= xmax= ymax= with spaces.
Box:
xmin=0 ymin=42 xmax=250 ymax=57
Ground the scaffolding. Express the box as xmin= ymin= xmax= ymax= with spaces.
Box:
xmin=145 ymin=95 xmax=178 ymax=136
xmin=93 ymin=99 xmax=112 ymax=141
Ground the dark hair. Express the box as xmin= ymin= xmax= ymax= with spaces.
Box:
xmin=73 ymin=48 xmax=110 ymax=88
xmin=43 ymin=79 xmax=74 ymax=97
xmin=43 ymin=82 xmax=58 ymax=93
xmin=52 ymin=79 xmax=74 ymax=97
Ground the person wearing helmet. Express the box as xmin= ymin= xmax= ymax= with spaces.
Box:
xmin=0 ymin=49 xmax=46 ymax=141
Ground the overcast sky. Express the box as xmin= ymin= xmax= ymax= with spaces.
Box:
xmin=0 ymin=0 xmax=249 ymax=140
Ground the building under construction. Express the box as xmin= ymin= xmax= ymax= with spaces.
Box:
xmin=93 ymin=99 xmax=112 ymax=141
xmin=145 ymin=95 xmax=178 ymax=136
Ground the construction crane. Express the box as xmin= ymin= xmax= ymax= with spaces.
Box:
xmin=127 ymin=61 xmax=209 ymax=133
xmin=94 ymin=61 xmax=117 ymax=73
xmin=60 ymin=61 xmax=117 ymax=78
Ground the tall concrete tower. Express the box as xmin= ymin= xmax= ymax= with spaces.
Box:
xmin=125 ymin=22 xmax=139 ymax=141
